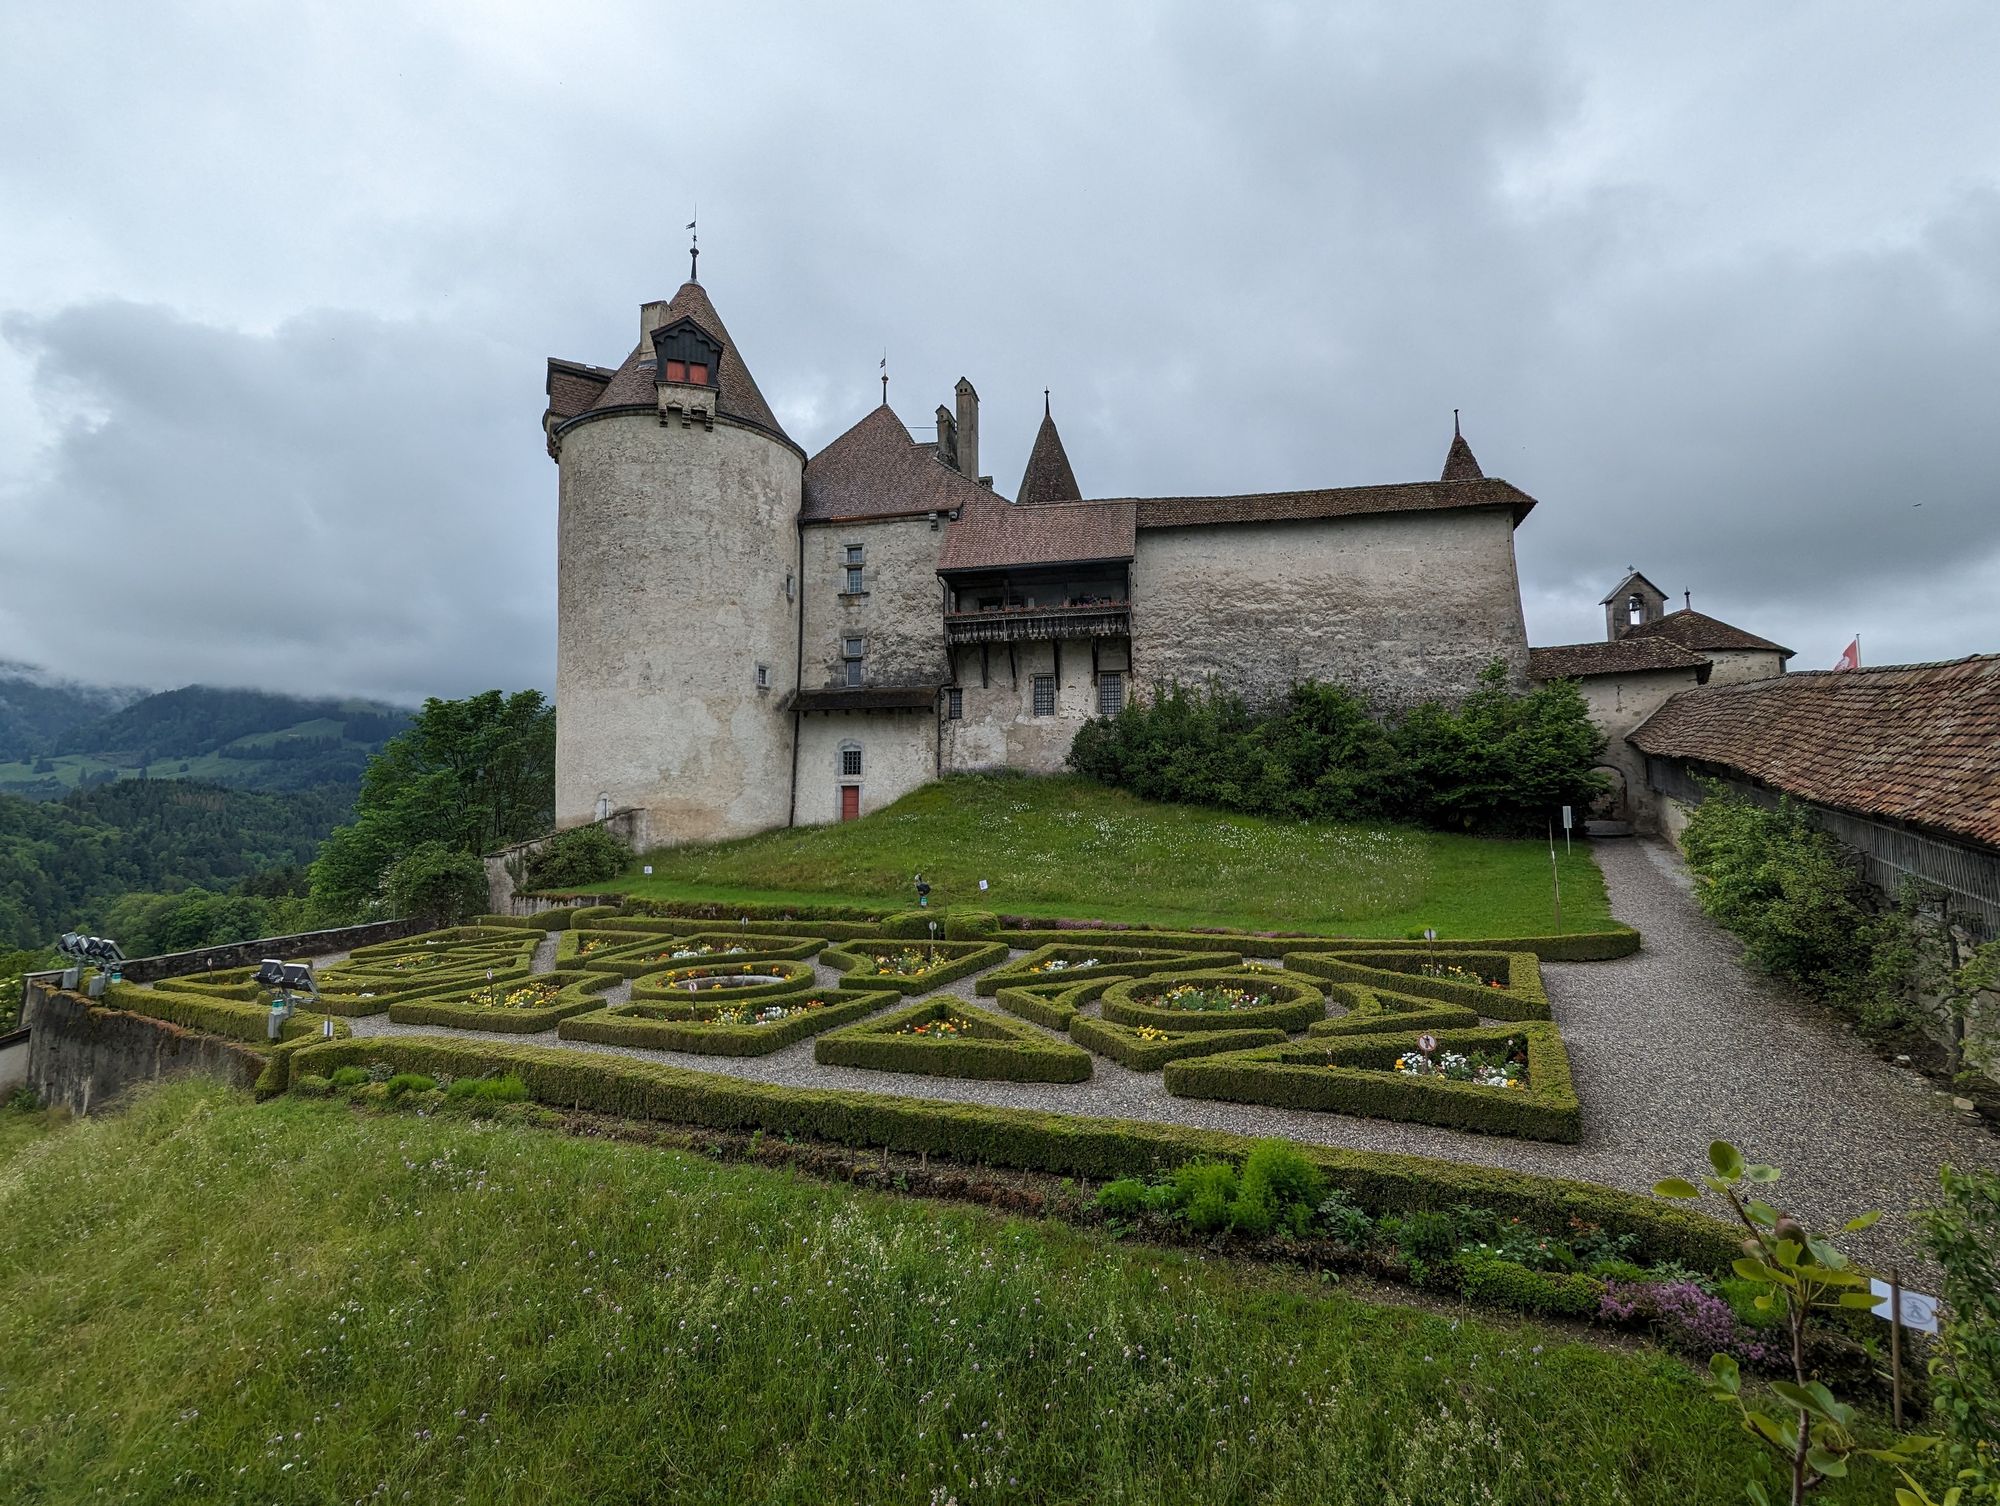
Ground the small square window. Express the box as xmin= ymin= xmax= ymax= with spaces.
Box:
xmin=945 ymin=687 xmax=963 ymax=720
xmin=1096 ymin=672 xmax=1124 ymax=717
xmin=845 ymin=544 xmax=864 ymax=566
xmin=840 ymin=745 xmax=863 ymax=778
xmin=1032 ymin=675 xmax=1056 ymax=716
xmin=664 ymin=358 xmax=687 ymax=382
xmin=755 ymin=663 xmax=771 ymax=689
xmin=687 ymin=361 xmax=709 ymax=385
xmin=842 ymin=637 xmax=864 ymax=660
xmin=845 ymin=661 xmax=864 ymax=688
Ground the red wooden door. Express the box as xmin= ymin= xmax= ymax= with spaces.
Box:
xmin=839 ymin=785 xmax=861 ymax=821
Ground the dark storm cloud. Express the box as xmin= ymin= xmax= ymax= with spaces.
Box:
xmin=0 ymin=1 xmax=1995 ymax=694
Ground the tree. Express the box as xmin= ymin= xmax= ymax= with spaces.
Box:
xmin=308 ymin=691 xmax=554 ymax=920
xmin=383 ymin=843 xmax=489 ymax=927
xmin=522 ymin=825 xmax=629 ymax=890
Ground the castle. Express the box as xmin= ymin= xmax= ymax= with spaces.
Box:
xmin=543 ymin=276 xmax=1545 ymax=847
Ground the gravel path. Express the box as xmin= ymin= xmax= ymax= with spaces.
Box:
xmin=336 ymin=846 xmax=1996 ymax=1270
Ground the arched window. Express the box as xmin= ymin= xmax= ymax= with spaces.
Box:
xmin=1627 ymin=593 xmax=1644 ymax=627
xmin=839 ymin=742 xmax=863 ymax=779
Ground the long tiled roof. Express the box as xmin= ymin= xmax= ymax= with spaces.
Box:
xmin=549 ymin=282 xmax=790 ymax=444
xmin=937 ymin=491 xmax=1136 ymax=573
xmin=802 ymin=404 xmax=998 ymax=523
xmin=1126 ymin=476 xmax=1536 ymax=530
xmin=1017 ymin=408 xmax=1083 ymax=506
xmin=1625 ymin=608 xmax=1793 ymax=659
xmin=1528 ymin=639 xmax=1710 ymax=679
xmin=1628 ymin=655 xmax=2000 ymax=847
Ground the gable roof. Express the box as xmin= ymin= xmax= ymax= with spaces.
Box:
xmin=1600 ymin=570 xmax=1670 ymax=606
xmin=1018 ymin=405 xmax=1083 ymax=506
xmin=802 ymin=403 xmax=998 ymax=523
xmin=1625 ymin=608 xmax=1793 ymax=659
xmin=1528 ymin=638 xmax=1711 ymax=680
xmin=1628 ymin=655 xmax=2000 ymax=848
xmin=1122 ymin=476 xmax=1537 ymax=531
xmin=937 ymin=490 xmax=1135 ymax=573
xmin=551 ymin=281 xmax=791 ymax=445
xmin=546 ymin=358 xmax=614 ymax=423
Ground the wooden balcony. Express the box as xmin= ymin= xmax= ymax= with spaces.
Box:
xmin=944 ymin=602 xmax=1131 ymax=645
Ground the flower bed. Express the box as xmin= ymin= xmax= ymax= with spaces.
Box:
xmin=1306 ymin=982 xmax=1480 ymax=1039
xmin=581 ymin=932 xmax=826 ymax=977
xmin=1098 ymin=971 xmax=1324 ymax=1033
xmin=1282 ymin=948 xmax=1550 ymax=1021
xmin=387 ymin=970 xmax=610 ymax=1033
xmin=815 ymin=997 xmax=1093 ymax=1083
xmin=558 ymin=989 xmax=897 ymax=1057
xmin=1067 ymin=1016 xmax=1287 ymax=1072
xmin=1162 ymin=1022 xmax=1580 ymax=1143
xmin=973 ymin=944 xmax=1242 ymax=996
xmin=628 ymin=959 xmax=818 ymax=1006
xmin=819 ymin=939 xmax=1008 ymax=996
xmin=344 ymin=925 xmax=530 ymax=962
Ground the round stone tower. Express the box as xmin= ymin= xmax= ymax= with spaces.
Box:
xmin=545 ymin=280 xmax=804 ymax=845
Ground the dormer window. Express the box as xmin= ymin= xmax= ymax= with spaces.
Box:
xmin=651 ymin=316 xmax=723 ymax=390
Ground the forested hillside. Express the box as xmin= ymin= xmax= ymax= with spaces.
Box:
xmin=0 ymin=661 xmax=140 ymax=762
xmin=0 ymin=778 xmax=348 ymax=948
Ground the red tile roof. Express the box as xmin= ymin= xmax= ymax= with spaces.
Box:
xmin=1017 ymin=406 xmax=1083 ymax=506
xmin=801 ymin=404 xmax=998 ymax=522
xmin=1628 ymin=655 xmax=2000 ymax=848
xmin=1625 ymin=608 xmax=1793 ymax=659
xmin=937 ymin=490 xmax=1135 ymax=572
xmin=550 ymin=281 xmax=790 ymax=445
xmin=1528 ymin=639 xmax=1710 ymax=679
xmin=1125 ymin=476 xmax=1536 ymax=530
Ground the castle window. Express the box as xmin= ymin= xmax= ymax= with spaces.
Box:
xmin=755 ymin=663 xmax=770 ymax=689
xmin=1096 ymin=672 xmax=1124 ymax=717
xmin=1032 ymin=675 xmax=1056 ymax=716
xmin=843 ymin=544 xmax=865 ymax=594
xmin=663 ymin=359 xmax=710 ymax=384
xmin=840 ymin=743 xmax=863 ymax=779
xmin=842 ymin=636 xmax=865 ymax=689
xmin=945 ymin=687 xmax=963 ymax=720
xmin=651 ymin=317 xmax=722 ymax=388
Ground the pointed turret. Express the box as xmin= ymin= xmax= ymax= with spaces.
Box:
xmin=1441 ymin=410 xmax=1483 ymax=481
xmin=1017 ymin=392 xmax=1083 ymax=506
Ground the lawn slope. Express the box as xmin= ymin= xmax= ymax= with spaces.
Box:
xmin=0 ymin=1085 xmax=1880 ymax=1505
xmin=594 ymin=774 xmax=1615 ymax=936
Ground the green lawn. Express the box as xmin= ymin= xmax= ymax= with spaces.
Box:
xmin=590 ymin=774 xmax=1615 ymax=937
xmin=0 ymin=1084 xmax=1896 ymax=1504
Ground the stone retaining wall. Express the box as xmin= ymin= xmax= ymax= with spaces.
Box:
xmin=21 ymin=981 xmax=264 ymax=1114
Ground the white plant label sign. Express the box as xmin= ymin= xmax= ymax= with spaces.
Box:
xmin=1870 ymin=1278 xmax=1940 ymax=1334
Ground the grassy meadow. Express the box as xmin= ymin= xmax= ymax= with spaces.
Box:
xmin=0 ymin=1084 xmax=1901 ymax=1506
xmin=590 ymin=774 xmax=1615 ymax=937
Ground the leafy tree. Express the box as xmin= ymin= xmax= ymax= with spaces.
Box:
xmin=383 ymin=843 xmax=489 ymax=927
xmin=309 ymin=691 xmax=554 ymax=920
xmin=1920 ymin=1166 xmax=2000 ymax=1503
xmin=522 ymin=825 xmax=629 ymax=891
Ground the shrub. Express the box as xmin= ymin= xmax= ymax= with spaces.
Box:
xmin=1399 ymin=1210 xmax=1459 ymax=1265
xmin=942 ymin=910 xmax=999 ymax=939
xmin=292 ymin=1073 xmax=334 ymax=1097
xmin=383 ymin=842 xmax=489 ymax=927
xmin=1095 ymin=1178 xmax=1151 ymax=1218
xmin=813 ymin=997 xmax=1093 ymax=1084
xmin=384 ymin=1072 xmax=437 ymax=1099
xmin=523 ymin=826 xmax=630 ymax=891
xmin=1921 ymin=1165 xmax=2000 ymax=1495
xmin=329 ymin=1066 xmax=369 ymax=1088
xmin=1238 ymin=1139 xmax=1325 ymax=1237
xmin=560 ymin=991 xmax=893 ymax=1058
xmin=1316 ymin=1189 xmax=1376 ymax=1248
xmin=1458 ymin=1252 xmax=1603 ymax=1319
xmin=1168 ymin=1159 xmax=1241 ymax=1235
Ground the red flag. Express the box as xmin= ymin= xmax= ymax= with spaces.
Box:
xmin=1833 ymin=637 xmax=1859 ymax=671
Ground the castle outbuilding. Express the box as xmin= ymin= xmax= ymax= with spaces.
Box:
xmin=544 ymin=276 xmax=1543 ymax=847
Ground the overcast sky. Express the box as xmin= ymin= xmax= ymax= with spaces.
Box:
xmin=2 ymin=2 xmax=1995 ymax=702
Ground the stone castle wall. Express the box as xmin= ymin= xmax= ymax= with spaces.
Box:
xmin=555 ymin=411 xmax=802 ymax=845
xmin=794 ymin=710 xmax=937 ymax=824
xmin=1128 ymin=508 xmax=1530 ymax=711
xmin=799 ymin=516 xmax=948 ymax=690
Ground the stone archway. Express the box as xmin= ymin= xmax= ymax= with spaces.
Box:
xmin=1589 ymin=763 xmax=1630 ymax=823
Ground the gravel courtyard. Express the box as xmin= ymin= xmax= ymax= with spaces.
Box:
xmin=341 ymin=839 xmax=1998 ymax=1269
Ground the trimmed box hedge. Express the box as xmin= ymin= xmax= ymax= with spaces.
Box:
xmin=345 ymin=925 xmax=528 ymax=960
xmin=821 ymin=939 xmax=1008 ymax=996
xmin=1098 ymin=971 xmax=1325 ymax=1033
xmin=974 ymin=945 xmax=1241 ymax=996
xmin=387 ymin=970 xmax=611 ymax=1033
xmin=1068 ymin=1016 xmax=1287 ymax=1071
xmin=1163 ymin=1022 xmax=1581 ymax=1144
xmin=1307 ymin=982 xmax=1481 ymax=1038
xmin=276 ymin=1034 xmax=1734 ymax=1268
xmin=1350 ymin=931 xmax=1640 ymax=963
xmin=989 ymin=977 xmax=1118 ymax=1032
xmin=557 ymin=988 xmax=898 ymax=1057
xmin=629 ymin=959 xmax=818 ymax=1005
xmin=815 ymin=997 xmax=1093 ymax=1083
xmin=1283 ymin=949 xmax=1550 ymax=1022
xmin=101 ymin=981 xmax=341 ymax=1048
xmin=584 ymin=932 xmax=826 ymax=978
xmin=616 ymin=897 xmax=892 ymax=924
xmin=998 ymin=923 xmax=1640 ymax=963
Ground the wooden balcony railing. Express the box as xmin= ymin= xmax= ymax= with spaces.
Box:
xmin=943 ymin=603 xmax=1131 ymax=645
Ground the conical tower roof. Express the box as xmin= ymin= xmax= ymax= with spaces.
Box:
xmin=1441 ymin=411 xmax=1483 ymax=481
xmin=583 ymin=281 xmax=790 ymax=443
xmin=1017 ymin=396 xmax=1083 ymax=506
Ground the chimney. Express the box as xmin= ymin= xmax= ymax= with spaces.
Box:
xmin=954 ymin=377 xmax=979 ymax=481
xmin=934 ymin=405 xmax=958 ymax=468
xmin=639 ymin=299 xmax=672 ymax=351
